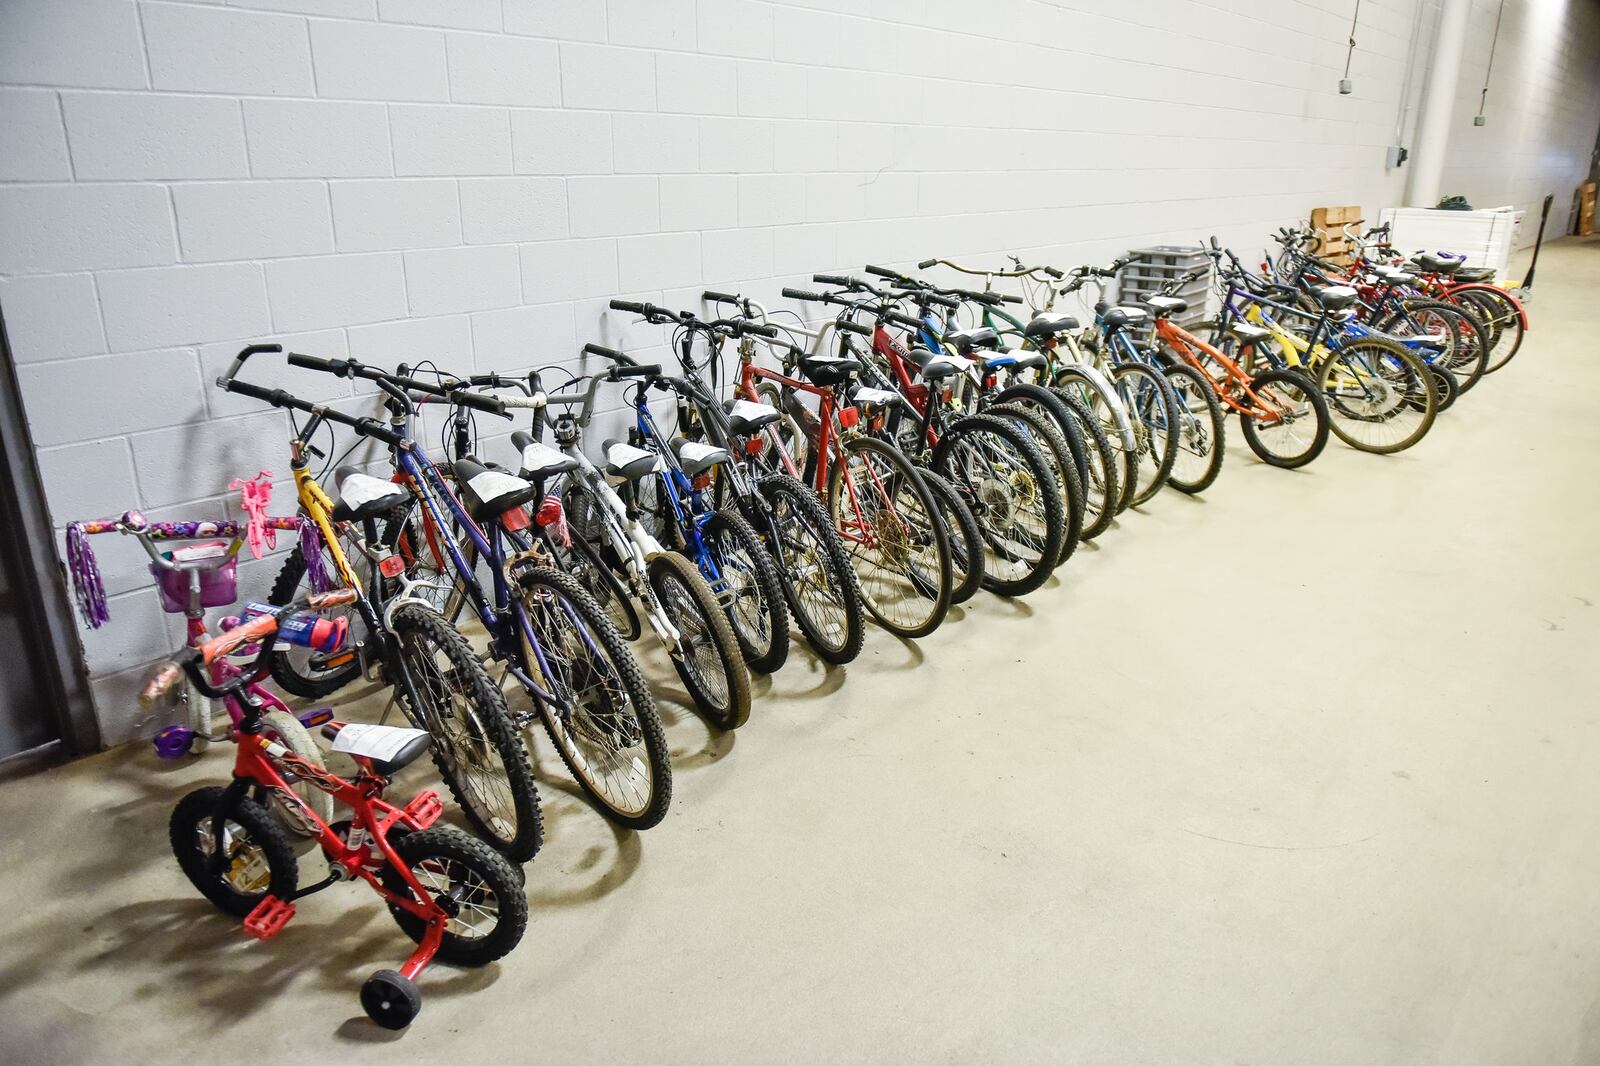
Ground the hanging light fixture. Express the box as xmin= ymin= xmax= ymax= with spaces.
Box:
xmin=1475 ymin=0 xmax=1507 ymax=126
xmin=1340 ymin=0 xmax=1362 ymax=94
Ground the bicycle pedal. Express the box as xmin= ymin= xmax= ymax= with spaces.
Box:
xmin=402 ymin=789 xmax=444 ymax=829
xmin=243 ymin=895 xmax=296 ymax=940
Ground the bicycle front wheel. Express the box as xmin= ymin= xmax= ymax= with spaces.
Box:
xmin=390 ymin=603 xmax=543 ymax=862
xmin=1316 ymin=337 xmax=1436 ymax=454
xmin=702 ymin=507 xmax=789 ymax=674
xmin=516 ymin=566 xmax=670 ymax=830
xmin=1238 ymin=369 xmax=1329 ymax=469
xmin=755 ymin=473 xmax=865 ymax=665
xmin=827 ymin=436 xmax=952 ymax=637
xmin=933 ymin=413 xmax=1064 ymax=598
xmin=1111 ymin=363 xmax=1180 ymax=507
xmin=647 ymin=551 xmax=752 ymax=730
xmin=1160 ymin=362 xmax=1226 ymax=495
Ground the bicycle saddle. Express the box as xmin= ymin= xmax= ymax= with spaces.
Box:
xmin=322 ymin=721 xmax=431 ymax=778
xmin=1412 ymin=251 xmax=1464 ymax=275
xmin=945 ymin=326 xmax=1001 ymax=355
xmin=1373 ymin=267 xmax=1416 ymax=285
xmin=452 ymin=457 xmax=542 ymax=522
xmin=723 ymin=398 xmax=782 ymax=435
xmin=1227 ymin=321 xmax=1273 ymax=344
xmin=509 ymin=430 xmax=579 ymax=481
xmin=331 ymin=466 xmax=410 ymax=523
xmin=669 ymin=438 xmax=730 ymax=478
xmin=1455 ymin=265 xmax=1495 ymax=282
xmin=602 ymin=439 xmax=662 ymax=481
xmin=1143 ymin=295 xmax=1188 ymax=317
xmin=902 ymin=345 xmax=968 ymax=382
xmin=1098 ymin=306 xmax=1148 ymax=331
xmin=1312 ymin=285 xmax=1358 ymax=311
xmin=1023 ymin=312 xmax=1079 ymax=339
xmin=797 ymin=352 xmax=859 ymax=388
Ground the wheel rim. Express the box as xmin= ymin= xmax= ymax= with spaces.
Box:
xmin=1247 ymin=376 xmax=1319 ymax=461
xmin=407 ymin=854 xmax=503 ymax=942
xmin=1166 ymin=374 xmax=1216 ymax=486
xmin=767 ymin=491 xmax=850 ymax=652
xmin=399 ymin=630 xmax=519 ymax=844
xmin=521 ymin=579 xmax=655 ymax=818
xmin=833 ymin=448 xmax=942 ymax=632
xmin=945 ymin=431 xmax=1048 ymax=583
xmin=1320 ymin=343 xmax=1432 ymax=451
xmin=704 ymin=526 xmax=771 ymax=658
xmin=658 ymin=570 xmax=730 ymax=710
xmin=193 ymin=817 xmax=273 ymax=895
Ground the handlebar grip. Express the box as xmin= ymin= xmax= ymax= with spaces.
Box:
xmin=863 ymin=264 xmax=901 ymax=280
xmin=813 ymin=274 xmax=851 ymax=286
xmin=926 ymin=293 xmax=960 ymax=309
xmin=453 ymin=390 xmax=507 ymax=416
xmin=239 ymin=343 xmax=282 ymax=359
xmin=223 ymin=378 xmax=291 ymax=406
xmin=1001 ymin=293 xmax=1023 ymax=304
xmin=836 ymin=320 xmax=872 ymax=336
xmin=610 ymin=364 xmax=661 ymax=380
xmin=886 ymin=311 xmax=923 ymax=330
xmin=1043 ymin=266 xmax=1063 ymax=280
xmin=737 ymin=322 xmax=780 ymax=338
xmin=917 ymin=258 xmax=937 ymax=269
xmin=583 ymin=342 xmax=635 ymax=365
xmin=702 ymin=290 xmax=739 ymax=304
xmin=783 ymin=288 xmax=823 ymax=302
xmin=306 ymin=588 xmax=358 ymax=611
xmin=138 ymin=660 xmax=186 ymax=708
xmin=609 ymin=299 xmax=647 ymax=314
xmin=286 ymin=351 xmax=338 ymax=373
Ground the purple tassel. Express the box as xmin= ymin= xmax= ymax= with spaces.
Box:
xmin=299 ymin=520 xmax=336 ymax=593
xmin=66 ymin=523 xmax=109 ymax=629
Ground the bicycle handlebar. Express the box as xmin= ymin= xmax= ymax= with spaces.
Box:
xmin=584 ymin=342 xmax=636 ymax=366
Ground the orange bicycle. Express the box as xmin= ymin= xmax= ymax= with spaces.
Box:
xmin=1146 ymin=272 xmax=1330 ymax=469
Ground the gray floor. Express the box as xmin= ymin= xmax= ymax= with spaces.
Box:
xmin=3 ymin=238 xmax=1596 ymax=1065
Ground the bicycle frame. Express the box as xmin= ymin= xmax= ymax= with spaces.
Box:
xmin=1153 ymin=317 xmax=1296 ymax=422
xmin=632 ymin=399 xmax=727 ymax=590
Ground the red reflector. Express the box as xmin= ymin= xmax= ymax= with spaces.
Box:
xmin=838 ymin=406 xmax=861 ymax=429
xmin=501 ymin=505 xmax=531 ymax=532
xmin=378 ymin=554 xmax=405 ymax=579
xmin=691 ymin=473 xmax=712 ymax=491
xmin=744 ymin=437 xmax=764 ymax=456
xmin=535 ymin=496 xmax=565 ymax=528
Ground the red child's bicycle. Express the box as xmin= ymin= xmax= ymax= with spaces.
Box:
xmin=141 ymin=592 xmax=528 ymax=1030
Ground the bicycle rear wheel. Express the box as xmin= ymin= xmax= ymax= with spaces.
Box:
xmin=827 ymin=436 xmax=952 ymax=637
xmin=515 ymin=565 xmax=670 ymax=830
xmin=917 ymin=468 xmax=984 ymax=605
xmin=986 ymin=401 xmax=1083 ymax=564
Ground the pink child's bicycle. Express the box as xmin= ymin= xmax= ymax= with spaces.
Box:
xmin=67 ymin=501 xmax=340 ymax=829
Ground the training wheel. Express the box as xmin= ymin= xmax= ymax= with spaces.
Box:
xmin=360 ymin=969 xmax=421 ymax=1030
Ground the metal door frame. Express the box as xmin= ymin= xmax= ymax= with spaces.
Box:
xmin=0 ymin=304 xmax=99 ymax=758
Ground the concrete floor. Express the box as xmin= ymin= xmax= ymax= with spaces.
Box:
xmin=3 ymin=238 xmax=1597 ymax=1065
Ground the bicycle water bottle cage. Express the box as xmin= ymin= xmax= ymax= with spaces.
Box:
xmin=331 ymin=469 xmax=409 ymax=523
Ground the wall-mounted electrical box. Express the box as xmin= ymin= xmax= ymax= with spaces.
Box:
xmin=1386 ymin=145 xmax=1409 ymax=169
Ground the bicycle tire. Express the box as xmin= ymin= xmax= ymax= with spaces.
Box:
xmin=703 ymin=507 xmax=789 ymax=674
xmin=1160 ymin=362 xmax=1227 ymax=495
xmin=647 ymin=551 xmax=753 ymax=730
xmin=1110 ymin=363 xmax=1180 ymax=507
xmin=1316 ymin=335 xmax=1436 ymax=454
xmin=390 ymin=603 xmax=543 ymax=862
xmin=934 ymin=413 xmax=1064 ymax=598
xmin=1237 ymin=368 xmax=1329 ymax=469
xmin=1053 ymin=366 xmax=1137 ymax=515
xmin=265 ymin=546 xmax=361 ymax=699
xmin=260 ymin=708 xmax=335 ymax=833
xmin=827 ymin=435 xmax=953 ymax=637
xmin=1457 ymin=288 xmax=1524 ymax=373
xmin=986 ymin=401 xmax=1084 ymax=565
xmin=170 ymin=786 xmax=298 ymax=919
xmin=755 ymin=472 xmax=865 ymax=665
xmin=515 ymin=565 xmax=671 ymax=830
xmin=916 ymin=468 xmax=984 ymax=605
xmin=551 ymin=521 xmax=641 ymax=642
xmin=384 ymin=825 xmax=528 ymax=967
xmin=1050 ymin=387 xmax=1119 ymax=540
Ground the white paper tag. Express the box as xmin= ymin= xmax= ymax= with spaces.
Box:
xmin=606 ymin=442 xmax=660 ymax=470
xmin=468 ymin=469 xmax=531 ymax=502
xmin=331 ymin=722 xmax=429 ymax=762
xmin=676 ymin=440 xmax=727 ymax=465
xmin=340 ymin=473 xmax=405 ymax=508
xmin=853 ymin=387 xmax=900 ymax=407
xmin=727 ymin=399 xmax=779 ymax=423
xmin=520 ymin=441 xmax=570 ymax=474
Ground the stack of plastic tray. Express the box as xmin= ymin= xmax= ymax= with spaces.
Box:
xmin=1113 ymin=245 xmax=1211 ymax=344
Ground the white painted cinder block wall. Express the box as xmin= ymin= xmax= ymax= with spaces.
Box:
xmin=1 ymin=0 xmax=1596 ymax=745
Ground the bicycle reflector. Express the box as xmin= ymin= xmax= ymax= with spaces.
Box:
xmin=535 ymin=496 xmax=564 ymax=528
xmin=377 ymin=553 xmax=406 ymax=580
xmin=501 ymin=503 xmax=531 ymax=532
xmin=838 ymin=406 xmax=861 ymax=429
xmin=744 ymin=437 xmax=764 ymax=456
xmin=691 ymin=473 xmax=713 ymax=491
